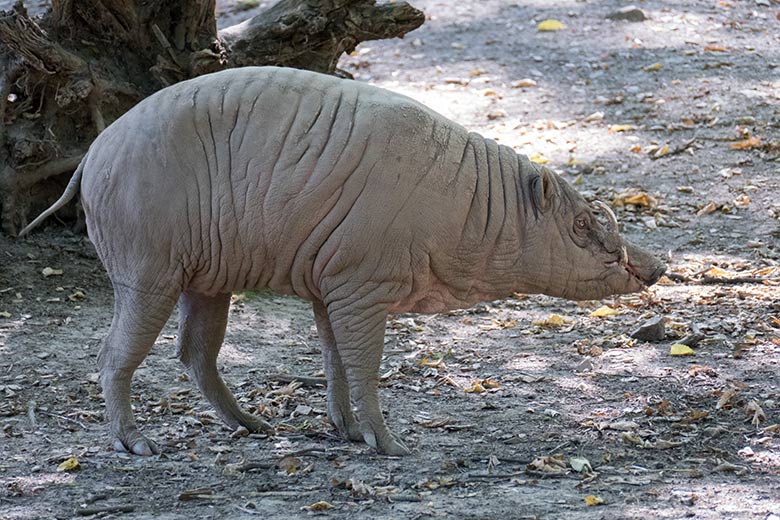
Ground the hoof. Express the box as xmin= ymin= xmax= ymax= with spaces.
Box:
xmin=236 ymin=413 xmax=274 ymax=434
xmin=113 ymin=435 xmax=159 ymax=456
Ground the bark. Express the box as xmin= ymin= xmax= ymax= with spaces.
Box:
xmin=0 ymin=0 xmax=424 ymax=235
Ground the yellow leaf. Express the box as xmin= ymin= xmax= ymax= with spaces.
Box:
xmin=729 ymin=136 xmax=761 ymax=150
xmin=609 ymin=124 xmax=636 ymax=133
xmin=654 ymin=145 xmax=670 ymax=157
xmin=464 ymin=381 xmax=486 ymax=393
xmin=482 ymin=378 xmax=501 ymax=389
xmin=529 ymin=152 xmax=549 ymax=164
xmin=57 ymin=457 xmax=80 ymax=472
xmin=705 ymin=266 xmax=731 ymax=277
xmin=537 ymin=19 xmax=565 ymax=31
xmin=630 ymin=145 xmax=642 ymax=153
xmin=670 ymin=344 xmax=695 ymax=356
xmin=585 ymin=495 xmax=605 ymax=506
xmin=0 ymin=311 xmax=10 ymax=318
xmin=623 ymin=193 xmax=654 ymax=207
xmin=643 ymin=62 xmax=663 ymax=72
xmin=419 ymin=358 xmax=445 ymax=368
xmin=533 ymin=314 xmax=568 ymax=327
xmin=590 ymin=306 xmax=619 ymax=317
xmin=704 ymin=45 xmax=729 ymax=52
xmin=303 ymin=501 xmax=333 ymax=512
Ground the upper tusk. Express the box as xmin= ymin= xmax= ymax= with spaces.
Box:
xmin=593 ymin=200 xmax=619 ymax=232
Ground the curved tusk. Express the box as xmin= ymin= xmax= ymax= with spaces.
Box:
xmin=593 ymin=200 xmax=619 ymax=232
xmin=620 ymin=245 xmax=628 ymax=266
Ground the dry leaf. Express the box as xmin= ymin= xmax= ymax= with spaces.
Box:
xmin=0 ymin=311 xmax=11 ymax=318
xmin=537 ymin=19 xmax=565 ymax=31
xmin=729 ymin=136 xmax=761 ymax=149
xmin=303 ymin=501 xmax=333 ymax=511
xmin=590 ymin=306 xmax=619 ymax=317
xmin=717 ymin=387 xmax=739 ymax=409
xmin=57 ymin=457 xmax=80 ymax=472
xmin=464 ymin=381 xmax=486 ymax=393
xmin=643 ymin=62 xmax=663 ymax=72
xmin=670 ymin=344 xmax=695 ymax=356
xmin=533 ymin=314 xmax=568 ymax=327
xmin=42 ymin=267 xmax=63 ymax=278
xmin=745 ymin=400 xmax=766 ymax=426
xmin=511 ymin=78 xmax=537 ymax=88
xmin=481 ymin=378 xmax=501 ymax=389
xmin=569 ymin=456 xmax=592 ymax=473
xmin=704 ymin=45 xmax=729 ymax=52
xmin=419 ymin=358 xmax=446 ymax=369
xmin=585 ymin=495 xmax=605 ymax=506
xmin=696 ymin=202 xmax=719 ymax=216
xmin=529 ymin=152 xmax=549 ymax=164
xmin=528 ymin=454 xmax=567 ymax=473
xmin=609 ymin=124 xmax=636 ymax=133
xmin=615 ymin=192 xmax=657 ymax=208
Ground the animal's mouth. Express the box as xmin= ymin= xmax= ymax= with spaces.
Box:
xmin=605 ymin=246 xmax=665 ymax=287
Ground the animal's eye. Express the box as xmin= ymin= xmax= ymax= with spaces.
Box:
xmin=575 ymin=216 xmax=588 ymax=230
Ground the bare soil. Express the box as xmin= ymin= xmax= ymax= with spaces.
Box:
xmin=2 ymin=0 xmax=779 ymax=519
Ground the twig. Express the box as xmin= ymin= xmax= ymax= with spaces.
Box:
xmin=27 ymin=400 xmax=36 ymax=428
xmin=74 ymin=505 xmax=135 ymax=516
xmin=666 ymin=272 xmax=778 ymax=285
xmin=151 ymin=23 xmax=184 ymax=69
xmin=650 ymin=137 xmax=697 ymax=160
xmin=269 ymin=373 xmax=327 ymax=387
xmin=39 ymin=410 xmax=89 ymax=429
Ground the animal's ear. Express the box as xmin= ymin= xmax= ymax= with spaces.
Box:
xmin=532 ymin=167 xmax=557 ymax=211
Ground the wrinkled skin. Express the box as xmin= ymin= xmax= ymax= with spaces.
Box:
xmin=21 ymin=67 xmax=665 ymax=456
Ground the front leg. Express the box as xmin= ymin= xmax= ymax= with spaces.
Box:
xmin=312 ymin=301 xmax=362 ymax=442
xmin=323 ymin=289 xmax=410 ymax=456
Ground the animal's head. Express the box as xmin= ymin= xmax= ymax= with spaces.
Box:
xmin=520 ymin=166 xmax=666 ymax=300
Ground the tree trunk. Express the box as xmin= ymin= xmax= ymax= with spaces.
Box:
xmin=0 ymin=0 xmax=423 ymax=235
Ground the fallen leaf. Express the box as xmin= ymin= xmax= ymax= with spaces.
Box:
xmin=670 ymin=343 xmax=695 ymax=356
xmin=745 ymin=400 xmax=766 ymax=426
xmin=464 ymin=381 xmax=486 ymax=393
xmin=537 ymin=19 xmax=566 ymax=31
xmin=729 ymin=136 xmax=761 ymax=149
xmin=419 ymin=358 xmax=446 ymax=369
xmin=0 ymin=311 xmax=10 ymax=318
xmin=585 ymin=495 xmax=605 ymax=506
xmin=529 ymin=152 xmax=549 ymax=164
xmin=696 ymin=201 xmax=719 ymax=216
xmin=481 ymin=378 xmax=500 ymax=389
xmin=704 ymin=45 xmax=729 ymax=52
xmin=303 ymin=501 xmax=333 ymax=512
xmin=614 ymin=191 xmax=657 ymax=208
xmin=642 ymin=62 xmax=663 ymax=72
xmin=717 ymin=387 xmax=740 ymax=409
xmin=42 ymin=267 xmax=63 ymax=278
xmin=533 ymin=314 xmax=568 ymax=327
xmin=57 ymin=457 xmax=80 ymax=472
xmin=590 ymin=306 xmax=619 ymax=317
xmin=630 ymin=145 xmax=642 ymax=153
xmin=570 ymin=456 xmax=592 ymax=473
xmin=609 ymin=124 xmax=636 ymax=133
xmin=511 ymin=78 xmax=537 ymax=88
xmin=528 ymin=454 xmax=567 ymax=473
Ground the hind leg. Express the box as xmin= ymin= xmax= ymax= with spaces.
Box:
xmin=313 ymin=301 xmax=362 ymax=441
xmin=177 ymin=291 xmax=272 ymax=433
xmin=98 ymin=284 xmax=178 ymax=456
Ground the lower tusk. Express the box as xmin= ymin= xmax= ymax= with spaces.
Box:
xmin=620 ymin=246 xmax=628 ymax=266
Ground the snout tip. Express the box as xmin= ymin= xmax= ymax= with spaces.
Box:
xmin=643 ymin=264 xmax=667 ymax=286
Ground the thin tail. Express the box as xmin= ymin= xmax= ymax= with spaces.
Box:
xmin=18 ymin=157 xmax=87 ymax=237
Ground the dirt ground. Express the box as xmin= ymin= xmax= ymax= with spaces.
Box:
xmin=2 ymin=0 xmax=780 ymax=518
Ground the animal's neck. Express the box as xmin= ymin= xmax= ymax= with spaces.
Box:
xmin=446 ymin=136 xmax=533 ymax=304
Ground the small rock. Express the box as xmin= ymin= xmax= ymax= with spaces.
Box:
xmin=755 ymin=0 xmax=770 ymax=6
xmin=678 ymin=332 xmax=705 ymax=348
xmin=606 ymin=6 xmax=648 ymax=22
xmin=630 ymin=316 xmax=665 ymax=342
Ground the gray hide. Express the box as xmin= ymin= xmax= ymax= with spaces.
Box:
xmin=21 ymin=67 xmax=666 ymax=456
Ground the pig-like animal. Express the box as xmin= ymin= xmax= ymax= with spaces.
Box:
xmin=21 ymin=67 xmax=665 ymax=456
